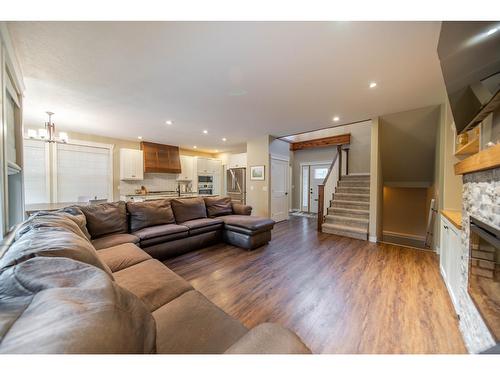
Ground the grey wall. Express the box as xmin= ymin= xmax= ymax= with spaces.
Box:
xmin=269 ymin=137 xmax=290 ymax=159
xmin=380 ymin=105 xmax=441 ymax=185
xmin=289 ymin=121 xmax=372 ymax=210
xmin=291 ymin=146 xmax=337 ymax=210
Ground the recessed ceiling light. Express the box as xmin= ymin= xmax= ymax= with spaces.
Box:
xmin=138 ymin=136 xmax=143 ymax=140
xmin=333 ymin=116 xmax=340 ymax=122
xmin=203 ymin=130 xmax=208 ymax=134
xmin=222 ymin=138 xmax=227 ymax=142
xmin=486 ymin=27 xmax=498 ymax=36
xmin=193 ymin=145 xmax=197 ymax=149
xmin=165 ymin=120 xmax=173 ymax=125
xmin=369 ymin=82 xmax=377 ymax=88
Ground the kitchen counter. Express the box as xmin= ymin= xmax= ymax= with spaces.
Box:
xmin=122 ymin=193 xmax=218 ymax=201
xmin=441 ymin=210 xmax=462 ymax=230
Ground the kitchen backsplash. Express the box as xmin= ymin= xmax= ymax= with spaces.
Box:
xmin=119 ymin=173 xmax=192 ymax=195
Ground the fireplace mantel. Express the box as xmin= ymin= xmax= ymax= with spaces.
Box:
xmin=454 ymin=143 xmax=500 ymax=175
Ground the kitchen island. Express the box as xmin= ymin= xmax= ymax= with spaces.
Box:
xmin=121 ymin=192 xmax=218 ymax=202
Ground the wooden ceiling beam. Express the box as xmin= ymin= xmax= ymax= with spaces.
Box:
xmin=290 ymin=133 xmax=351 ymax=151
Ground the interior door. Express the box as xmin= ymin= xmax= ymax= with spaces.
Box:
xmin=271 ymin=158 xmax=289 ymax=222
xmin=309 ymin=164 xmax=330 ymax=213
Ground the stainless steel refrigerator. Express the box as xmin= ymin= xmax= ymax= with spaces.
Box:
xmin=226 ymin=168 xmax=246 ymax=204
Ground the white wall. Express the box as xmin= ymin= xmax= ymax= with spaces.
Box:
xmin=246 ymin=135 xmax=271 ymax=217
xmin=291 ymin=146 xmax=337 ymax=210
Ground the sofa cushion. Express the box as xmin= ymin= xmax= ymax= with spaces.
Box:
xmin=97 ymin=243 xmax=151 ymax=273
xmin=170 ymin=197 xmax=207 ymax=223
xmin=15 ymin=209 xmax=90 ymax=242
xmin=127 ymin=199 xmax=176 ymax=232
xmin=220 ymin=215 xmax=275 ymax=234
xmin=132 ymin=223 xmax=188 ymax=242
xmin=224 ymin=323 xmax=311 ymax=354
xmin=204 ymin=196 xmax=233 ymax=217
xmin=113 ymin=259 xmax=193 ymax=312
xmin=92 ymin=233 xmax=140 ymax=250
xmin=182 ymin=218 xmax=224 ymax=236
xmin=232 ymin=203 xmax=252 ymax=216
xmin=0 ymin=225 xmax=113 ymax=279
xmin=153 ymin=290 xmax=248 ymax=354
xmin=0 ymin=257 xmax=156 ymax=354
xmin=79 ymin=201 xmax=128 ymax=239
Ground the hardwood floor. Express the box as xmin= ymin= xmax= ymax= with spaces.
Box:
xmin=165 ymin=216 xmax=467 ymax=354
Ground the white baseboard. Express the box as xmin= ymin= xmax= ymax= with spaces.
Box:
xmin=369 ymin=235 xmax=377 ymax=243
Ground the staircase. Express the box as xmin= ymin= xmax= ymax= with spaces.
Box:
xmin=322 ymin=174 xmax=370 ymax=240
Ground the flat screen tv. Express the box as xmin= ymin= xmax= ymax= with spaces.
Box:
xmin=438 ymin=21 xmax=500 ymax=134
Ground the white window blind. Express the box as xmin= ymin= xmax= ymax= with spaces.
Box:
xmin=56 ymin=143 xmax=111 ymax=203
xmin=314 ymin=168 xmax=328 ymax=180
xmin=23 ymin=139 xmax=48 ymax=205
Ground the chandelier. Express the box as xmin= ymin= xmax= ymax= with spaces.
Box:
xmin=27 ymin=111 xmax=69 ymax=143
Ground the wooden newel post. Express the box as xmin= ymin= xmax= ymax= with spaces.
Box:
xmin=337 ymin=145 xmax=342 ymax=178
xmin=317 ymin=184 xmax=325 ymax=231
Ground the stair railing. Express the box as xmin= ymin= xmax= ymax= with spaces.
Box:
xmin=317 ymin=145 xmax=341 ymax=231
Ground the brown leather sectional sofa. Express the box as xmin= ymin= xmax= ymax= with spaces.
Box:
xmin=85 ymin=196 xmax=275 ymax=258
xmin=0 ymin=197 xmax=311 ymax=354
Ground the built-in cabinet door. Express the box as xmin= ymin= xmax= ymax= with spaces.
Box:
xmin=177 ymin=155 xmax=195 ymax=181
xmin=120 ymin=149 xmax=144 ymax=180
xmin=197 ymin=158 xmax=209 ymax=174
xmin=228 ymin=153 xmax=247 ymax=168
xmin=448 ymin=225 xmax=462 ymax=306
xmin=440 ymin=218 xmax=449 ymax=278
xmin=439 ymin=216 xmax=461 ymax=311
xmin=197 ymin=158 xmax=221 ymax=175
xmin=208 ymin=159 xmax=221 ymax=175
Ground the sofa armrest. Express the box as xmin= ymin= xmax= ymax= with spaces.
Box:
xmin=232 ymin=203 xmax=252 ymax=216
xmin=224 ymin=323 xmax=311 ymax=354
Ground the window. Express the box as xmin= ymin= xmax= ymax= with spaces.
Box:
xmin=23 ymin=140 xmax=49 ymax=204
xmin=301 ymin=166 xmax=309 ymax=209
xmin=314 ymin=168 xmax=328 ymax=180
xmin=56 ymin=143 xmax=112 ymax=202
xmin=23 ymin=140 xmax=113 ymax=204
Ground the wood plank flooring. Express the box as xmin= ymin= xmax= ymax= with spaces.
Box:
xmin=165 ymin=216 xmax=466 ymax=354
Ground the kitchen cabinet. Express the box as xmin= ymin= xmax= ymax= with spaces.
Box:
xmin=120 ymin=148 xmax=144 ymax=180
xmin=177 ymin=155 xmax=195 ymax=181
xmin=197 ymin=157 xmax=221 ymax=175
xmin=440 ymin=215 xmax=462 ymax=311
xmin=228 ymin=153 xmax=247 ymax=168
xmin=141 ymin=141 xmax=181 ymax=174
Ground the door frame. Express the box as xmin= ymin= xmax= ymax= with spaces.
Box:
xmin=299 ymin=160 xmax=331 ymax=213
xmin=270 ymin=155 xmax=290 ymax=222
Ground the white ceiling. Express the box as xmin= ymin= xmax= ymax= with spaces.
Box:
xmin=8 ymin=21 xmax=446 ymax=152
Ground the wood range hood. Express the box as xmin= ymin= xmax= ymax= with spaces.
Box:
xmin=140 ymin=141 xmax=182 ymax=174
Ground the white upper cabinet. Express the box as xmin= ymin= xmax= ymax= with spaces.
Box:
xmin=207 ymin=159 xmax=221 ymax=174
xmin=228 ymin=153 xmax=247 ymax=168
xmin=197 ymin=157 xmax=221 ymax=175
xmin=120 ymin=148 xmax=144 ymax=180
xmin=177 ymin=155 xmax=195 ymax=181
xmin=197 ymin=157 xmax=209 ymax=174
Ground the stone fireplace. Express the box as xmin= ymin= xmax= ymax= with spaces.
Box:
xmin=458 ymin=167 xmax=500 ymax=352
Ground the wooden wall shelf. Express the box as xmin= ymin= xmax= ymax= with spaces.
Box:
xmin=454 ymin=143 xmax=500 ymax=175
xmin=455 ymin=137 xmax=479 ymax=156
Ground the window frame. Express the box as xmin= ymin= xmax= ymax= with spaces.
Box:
xmin=22 ymin=138 xmax=51 ymax=205
xmin=51 ymin=139 xmax=114 ymax=203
